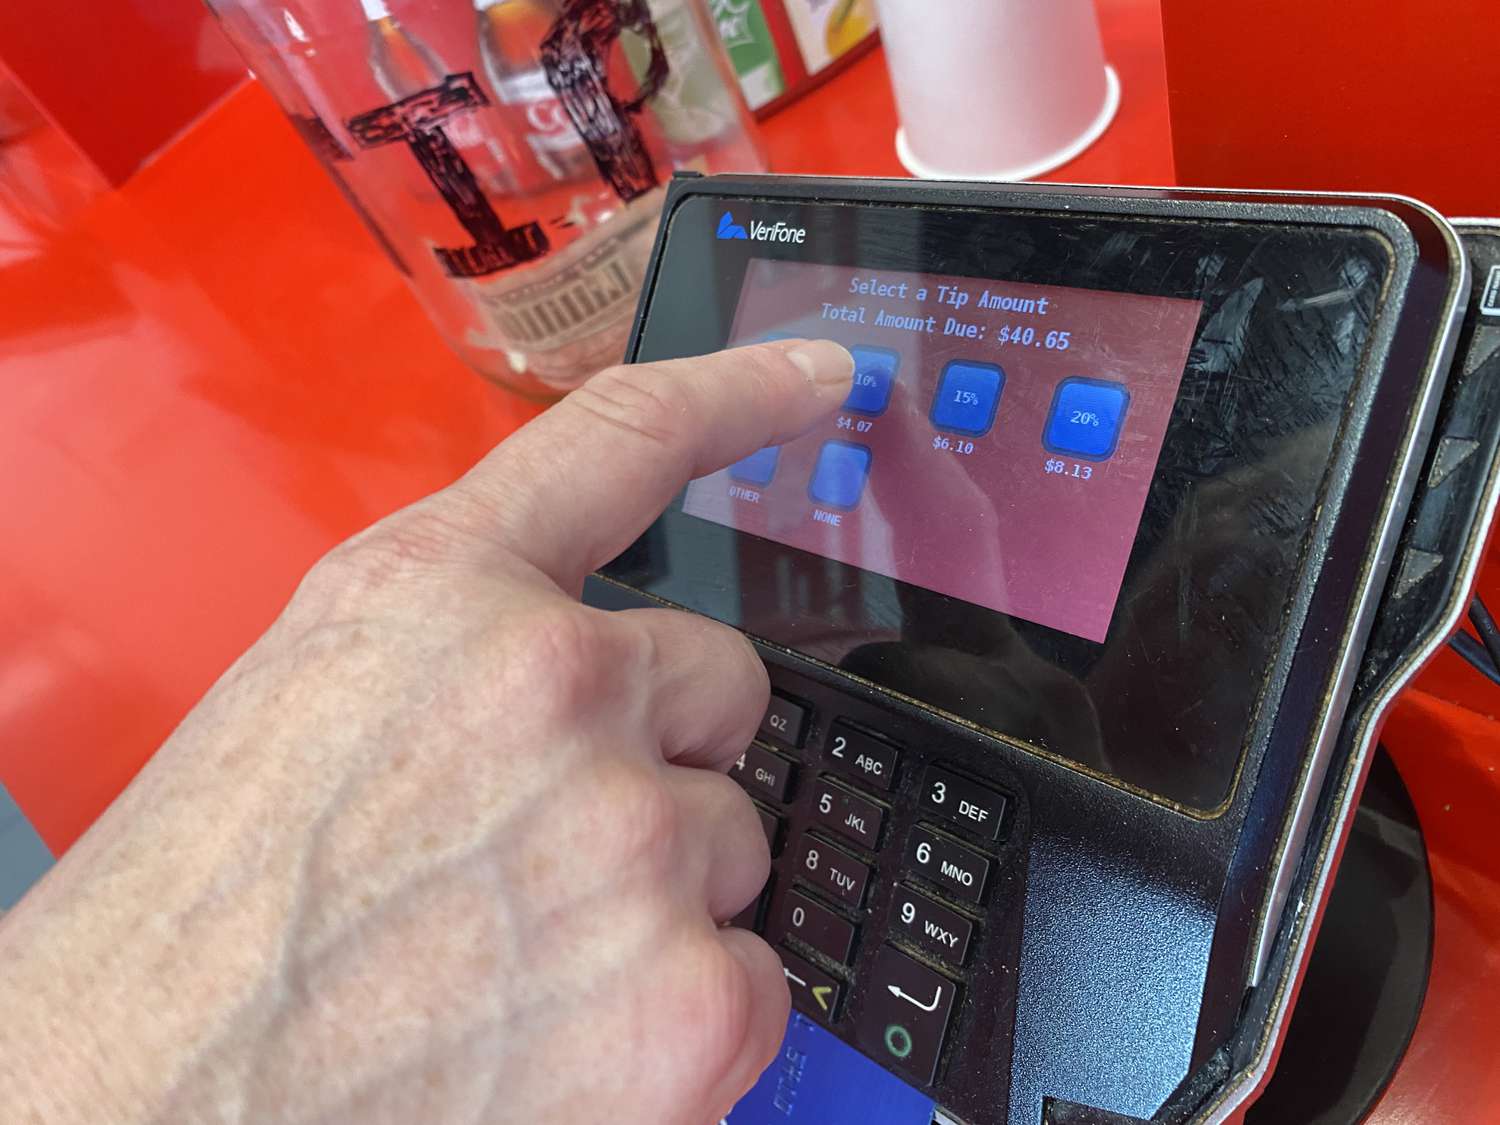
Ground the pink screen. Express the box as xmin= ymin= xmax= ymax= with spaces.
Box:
xmin=682 ymin=259 xmax=1203 ymax=643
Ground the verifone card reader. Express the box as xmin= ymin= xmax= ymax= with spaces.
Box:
xmin=584 ymin=175 xmax=1500 ymax=1123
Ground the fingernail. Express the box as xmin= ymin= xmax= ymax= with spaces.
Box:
xmin=786 ymin=339 xmax=854 ymax=390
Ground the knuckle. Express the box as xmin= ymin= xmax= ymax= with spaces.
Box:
xmin=720 ymin=778 xmax=771 ymax=874
xmin=292 ymin=540 xmax=378 ymax=612
xmin=567 ymin=363 xmax=693 ymax=452
xmin=293 ymin=507 xmax=473 ymax=611
xmin=687 ymin=628 xmax=769 ymax=758
xmin=686 ymin=942 xmax=762 ymax=1091
xmin=596 ymin=763 xmax=680 ymax=873
xmin=510 ymin=607 xmax=618 ymax=720
xmin=707 ymin=618 xmax=768 ymax=690
xmin=719 ymin=630 xmax=770 ymax=741
xmin=700 ymin=769 xmax=762 ymax=849
xmin=629 ymin=775 xmax=681 ymax=871
xmin=645 ymin=611 xmax=768 ymax=753
xmin=706 ymin=783 xmax=771 ymax=909
xmin=363 ymin=505 xmax=480 ymax=570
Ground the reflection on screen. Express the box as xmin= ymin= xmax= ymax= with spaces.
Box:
xmin=682 ymin=259 xmax=1203 ymax=643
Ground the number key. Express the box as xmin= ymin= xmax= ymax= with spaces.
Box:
xmin=810 ymin=777 xmax=884 ymax=850
xmin=890 ymin=885 xmax=974 ymax=966
xmin=826 ymin=721 xmax=900 ymax=792
xmin=760 ymin=694 xmax=808 ymax=747
xmin=919 ymin=766 xmax=1007 ymax=841
xmin=778 ymin=890 xmax=856 ymax=964
xmin=731 ymin=744 xmax=795 ymax=803
xmin=793 ymin=835 xmax=872 ymax=908
xmin=907 ymin=826 xmax=991 ymax=904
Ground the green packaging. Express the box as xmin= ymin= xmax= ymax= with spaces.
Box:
xmin=710 ymin=0 xmax=785 ymax=110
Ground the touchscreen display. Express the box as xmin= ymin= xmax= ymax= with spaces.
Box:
xmin=607 ymin=193 xmax=1394 ymax=809
xmin=682 ymin=260 xmax=1203 ymax=642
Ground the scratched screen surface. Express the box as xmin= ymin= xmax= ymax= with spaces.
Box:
xmin=682 ymin=259 xmax=1203 ymax=642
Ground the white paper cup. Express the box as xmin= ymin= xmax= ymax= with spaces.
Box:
xmin=875 ymin=0 xmax=1120 ymax=181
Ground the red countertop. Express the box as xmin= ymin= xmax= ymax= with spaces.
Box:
xmin=1 ymin=1 xmax=1496 ymax=1117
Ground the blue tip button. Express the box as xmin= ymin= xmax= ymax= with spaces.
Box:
xmin=730 ymin=445 xmax=781 ymax=486
xmin=1044 ymin=377 xmax=1131 ymax=460
xmin=808 ymin=440 xmax=873 ymax=510
xmin=930 ymin=360 xmax=1005 ymax=437
xmin=844 ymin=346 xmax=900 ymax=415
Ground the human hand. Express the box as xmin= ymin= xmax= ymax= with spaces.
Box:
xmin=0 ymin=339 xmax=854 ymax=1125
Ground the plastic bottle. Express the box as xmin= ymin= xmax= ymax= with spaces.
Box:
xmin=476 ymin=0 xmax=594 ymax=188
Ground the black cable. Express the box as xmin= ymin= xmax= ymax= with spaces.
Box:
xmin=1449 ymin=627 xmax=1500 ymax=685
xmin=1469 ymin=598 xmax=1500 ymax=671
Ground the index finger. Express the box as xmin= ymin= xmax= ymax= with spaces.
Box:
xmin=453 ymin=339 xmax=853 ymax=592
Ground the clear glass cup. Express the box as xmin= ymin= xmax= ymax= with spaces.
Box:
xmin=207 ymin=0 xmax=765 ymax=397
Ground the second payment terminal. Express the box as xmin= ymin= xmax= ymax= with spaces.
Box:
xmin=583 ymin=176 xmax=1500 ymax=1123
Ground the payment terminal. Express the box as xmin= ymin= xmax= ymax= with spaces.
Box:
xmin=583 ymin=176 xmax=1500 ymax=1124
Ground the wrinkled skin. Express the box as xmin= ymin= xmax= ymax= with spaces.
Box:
xmin=0 ymin=339 xmax=854 ymax=1125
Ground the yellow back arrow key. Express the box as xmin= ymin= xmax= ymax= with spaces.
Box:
xmin=811 ymin=984 xmax=834 ymax=1012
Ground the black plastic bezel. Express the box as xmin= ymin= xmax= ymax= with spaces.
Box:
xmin=587 ymin=175 xmax=1466 ymax=1124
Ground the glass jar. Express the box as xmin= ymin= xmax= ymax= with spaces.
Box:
xmin=207 ymin=0 xmax=765 ymax=397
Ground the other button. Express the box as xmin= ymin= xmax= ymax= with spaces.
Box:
xmin=808 ymin=440 xmax=873 ymax=510
xmin=889 ymin=885 xmax=974 ymax=966
xmin=930 ymin=359 xmax=1004 ymax=437
xmin=793 ymin=835 xmax=872 ymax=908
xmin=810 ymin=776 xmax=884 ymax=850
xmin=919 ymin=766 xmax=1008 ymax=842
xmin=732 ymin=744 xmax=795 ymax=803
xmin=907 ymin=826 xmax=991 ymax=904
xmin=844 ymin=345 xmax=900 ymax=415
xmin=855 ymin=945 xmax=958 ymax=1086
xmin=759 ymin=693 xmax=808 ymax=748
xmin=779 ymin=889 xmax=856 ymax=965
xmin=826 ymin=721 xmax=900 ymax=792
xmin=778 ymin=946 xmax=842 ymax=1023
xmin=1043 ymin=377 xmax=1130 ymax=461
xmin=729 ymin=445 xmax=781 ymax=486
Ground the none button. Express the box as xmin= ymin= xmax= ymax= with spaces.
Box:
xmin=855 ymin=945 xmax=958 ymax=1085
xmin=731 ymin=744 xmax=795 ymax=803
xmin=760 ymin=694 xmax=808 ymax=748
xmin=778 ymin=946 xmax=842 ymax=1023
xmin=808 ymin=440 xmax=873 ymax=510
xmin=779 ymin=889 xmax=856 ymax=965
xmin=810 ymin=777 xmax=884 ymax=850
xmin=792 ymin=835 xmax=872 ymax=908
xmin=907 ymin=826 xmax=991 ymax=904
xmin=919 ymin=766 xmax=1008 ymax=842
xmin=889 ymin=885 xmax=974 ymax=966
xmin=826 ymin=721 xmax=901 ymax=792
